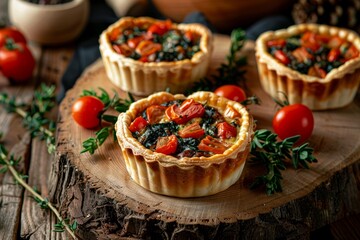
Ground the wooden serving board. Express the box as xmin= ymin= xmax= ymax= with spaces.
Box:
xmin=50 ymin=35 xmax=360 ymax=239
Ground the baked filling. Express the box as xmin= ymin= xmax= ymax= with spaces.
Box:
xmin=267 ymin=30 xmax=359 ymax=78
xmin=108 ymin=19 xmax=201 ymax=63
xmin=128 ymin=98 xmax=241 ymax=158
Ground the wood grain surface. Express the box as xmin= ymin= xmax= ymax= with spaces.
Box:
xmin=52 ymin=35 xmax=360 ymax=239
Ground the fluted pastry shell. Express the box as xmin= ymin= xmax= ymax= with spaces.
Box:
xmin=255 ymin=24 xmax=360 ymax=110
xmin=115 ymin=91 xmax=254 ymax=197
xmin=99 ymin=17 xmax=213 ymax=96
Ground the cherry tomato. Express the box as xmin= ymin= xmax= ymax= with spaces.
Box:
xmin=0 ymin=27 xmax=27 ymax=46
xmin=72 ymin=96 xmax=105 ymax=129
xmin=155 ymin=134 xmax=178 ymax=155
xmin=198 ymin=135 xmax=228 ymax=154
xmin=214 ymin=85 xmax=247 ymax=103
xmin=0 ymin=41 xmax=35 ymax=83
xmin=272 ymin=103 xmax=314 ymax=144
xmin=274 ymin=50 xmax=290 ymax=65
xmin=178 ymin=122 xmax=205 ymax=139
xmin=166 ymin=99 xmax=205 ymax=124
xmin=129 ymin=116 xmax=148 ymax=133
xmin=217 ymin=122 xmax=237 ymax=139
xmin=146 ymin=105 xmax=166 ymax=124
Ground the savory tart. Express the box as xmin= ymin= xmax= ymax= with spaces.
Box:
xmin=256 ymin=24 xmax=360 ymax=110
xmin=116 ymin=91 xmax=254 ymax=197
xmin=99 ymin=17 xmax=213 ymax=96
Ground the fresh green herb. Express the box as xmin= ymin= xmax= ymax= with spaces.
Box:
xmin=80 ymin=90 xmax=135 ymax=154
xmin=0 ymin=143 xmax=77 ymax=239
xmin=0 ymin=84 xmax=56 ymax=153
xmin=187 ymin=28 xmax=247 ymax=94
xmin=249 ymin=129 xmax=317 ymax=195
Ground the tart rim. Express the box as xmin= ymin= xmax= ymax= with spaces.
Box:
xmin=116 ymin=91 xmax=253 ymax=168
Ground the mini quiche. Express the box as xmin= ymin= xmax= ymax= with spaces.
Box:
xmin=256 ymin=24 xmax=360 ymax=110
xmin=116 ymin=91 xmax=254 ymax=197
xmin=99 ymin=17 xmax=213 ymax=96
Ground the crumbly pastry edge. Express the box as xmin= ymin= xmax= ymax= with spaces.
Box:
xmin=255 ymin=23 xmax=360 ymax=110
xmin=115 ymin=91 xmax=254 ymax=197
xmin=99 ymin=17 xmax=213 ymax=96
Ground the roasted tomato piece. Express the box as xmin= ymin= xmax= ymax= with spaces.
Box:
xmin=178 ymin=122 xmax=205 ymax=139
xmin=113 ymin=44 xmax=133 ymax=57
xmin=344 ymin=45 xmax=359 ymax=60
xmin=327 ymin=48 xmax=341 ymax=62
xmin=155 ymin=134 xmax=178 ymax=155
xmin=308 ymin=65 xmax=327 ymax=78
xmin=292 ymin=47 xmax=313 ymax=62
xmin=147 ymin=19 xmax=172 ymax=36
xmin=274 ymin=50 xmax=290 ymax=65
xmin=266 ymin=39 xmax=286 ymax=48
xmin=166 ymin=99 xmax=205 ymax=124
xmin=223 ymin=105 xmax=242 ymax=119
xmin=135 ymin=40 xmax=162 ymax=57
xmin=184 ymin=30 xmax=194 ymax=42
xmin=146 ymin=105 xmax=167 ymax=124
xmin=129 ymin=116 xmax=148 ymax=133
xmin=217 ymin=122 xmax=237 ymax=139
xmin=327 ymin=36 xmax=345 ymax=49
xmin=301 ymin=31 xmax=320 ymax=51
xmin=198 ymin=136 xmax=228 ymax=154
xmin=127 ymin=36 xmax=145 ymax=49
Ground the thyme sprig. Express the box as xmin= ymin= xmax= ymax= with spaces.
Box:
xmin=0 ymin=84 xmax=56 ymax=153
xmin=81 ymin=89 xmax=134 ymax=154
xmin=187 ymin=28 xmax=247 ymax=94
xmin=250 ymin=129 xmax=317 ymax=195
xmin=0 ymin=143 xmax=77 ymax=239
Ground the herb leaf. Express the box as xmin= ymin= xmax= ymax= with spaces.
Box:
xmin=250 ymin=129 xmax=317 ymax=195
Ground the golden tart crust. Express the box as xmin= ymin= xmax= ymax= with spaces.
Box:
xmin=99 ymin=17 xmax=213 ymax=96
xmin=116 ymin=91 xmax=254 ymax=197
xmin=256 ymin=24 xmax=360 ymax=110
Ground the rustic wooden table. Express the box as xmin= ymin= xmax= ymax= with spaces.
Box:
xmin=0 ymin=0 xmax=359 ymax=239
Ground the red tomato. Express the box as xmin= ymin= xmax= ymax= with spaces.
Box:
xmin=274 ymin=50 xmax=290 ymax=65
xmin=113 ymin=44 xmax=133 ymax=57
xmin=147 ymin=20 xmax=172 ymax=36
xmin=146 ymin=105 xmax=166 ymax=124
xmin=166 ymin=99 xmax=205 ymax=124
xmin=0 ymin=27 xmax=27 ymax=46
xmin=72 ymin=96 xmax=105 ymax=129
xmin=308 ymin=65 xmax=326 ymax=78
xmin=266 ymin=39 xmax=286 ymax=48
xmin=155 ymin=135 xmax=178 ymax=155
xmin=292 ymin=47 xmax=313 ymax=63
xmin=129 ymin=116 xmax=148 ymax=132
xmin=135 ymin=40 xmax=162 ymax=57
xmin=184 ymin=30 xmax=194 ymax=42
xmin=301 ymin=31 xmax=320 ymax=51
xmin=178 ymin=122 xmax=205 ymax=138
xmin=344 ymin=45 xmax=359 ymax=60
xmin=214 ymin=85 xmax=246 ymax=103
xmin=217 ymin=122 xmax=237 ymax=139
xmin=127 ymin=36 xmax=144 ymax=49
xmin=0 ymin=42 xmax=35 ymax=83
xmin=198 ymin=136 xmax=227 ymax=154
xmin=327 ymin=48 xmax=341 ymax=62
xmin=272 ymin=103 xmax=314 ymax=144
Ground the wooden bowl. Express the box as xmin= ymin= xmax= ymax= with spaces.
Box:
xmin=8 ymin=0 xmax=89 ymax=45
xmin=152 ymin=0 xmax=295 ymax=33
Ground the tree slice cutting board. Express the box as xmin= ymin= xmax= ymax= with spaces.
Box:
xmin=50 ymin=35 xmax=360 ymax=239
